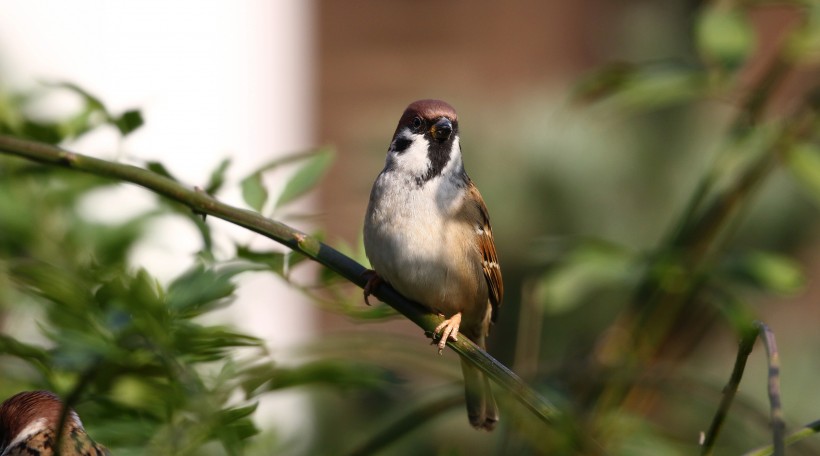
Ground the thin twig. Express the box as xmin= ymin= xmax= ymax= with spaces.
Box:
xmin=744 ymin=419 xmax=820 ymax=456
xmin=700 ymin=325 xmax=758 ymax=456
xmin=0 ymin=134 xmax=560 ymax=426
xmin=700 ymin=321 xmax=784 ymax=456
xmin=53 ymin=361 xmax=99 ymax=456
xmin=756 ymin=322 xmax=785 ymax=456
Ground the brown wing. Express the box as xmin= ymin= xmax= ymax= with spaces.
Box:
xmin=4 ymin=429 xmax=110 ymax=456
xmin=466 ymin=180 xmax=503 ymax=322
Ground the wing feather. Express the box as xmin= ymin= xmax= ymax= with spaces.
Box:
xmin=465 ymin=180 xmax=503 ymax=322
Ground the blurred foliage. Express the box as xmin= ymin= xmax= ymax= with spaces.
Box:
xmin=3 ymin=1 xmax=820 ymax=455
xmin=456 ymin=1 xmax=820 ymax=454
xmin=0 ymin=80 xmax=143 ymax=144
xmin=0 ymin=83 xmax=381 ymax=455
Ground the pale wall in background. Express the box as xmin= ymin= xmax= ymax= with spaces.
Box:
xmin=0 ymin=0 xmax=316 ymax=442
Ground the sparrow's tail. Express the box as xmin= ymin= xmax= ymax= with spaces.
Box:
xmin=460 ymin=358 xmax=498 ymax=431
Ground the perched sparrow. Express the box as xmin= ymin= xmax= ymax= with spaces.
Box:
xmin=0 ymin=391 xmax=109 ymax=456
xmin=364 ymin=99 xmax=503 ymax=430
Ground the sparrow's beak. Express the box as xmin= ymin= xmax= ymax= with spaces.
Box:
xmin=430 ymin=118 xmax=453 ymax=142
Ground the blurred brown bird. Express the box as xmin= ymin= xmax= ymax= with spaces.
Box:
xmin=0 ymin=391 xmax=109 ymax=456
xmin=364 ymin=100 xmax=503 ymax=430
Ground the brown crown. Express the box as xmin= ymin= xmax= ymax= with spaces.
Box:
xmin=0 ymin=391 xmax=79 ymax=447
xmin=393 ymin=99 xmax=458 ymax=137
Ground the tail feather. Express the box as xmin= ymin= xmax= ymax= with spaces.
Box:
xmin=460 ymin=358 xmax=498 ymax=431
xmin=482 ymin=372 xmax=498 ymax=428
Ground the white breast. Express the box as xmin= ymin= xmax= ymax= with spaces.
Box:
xmin=364 ymin=168 xmax=475 ymax=315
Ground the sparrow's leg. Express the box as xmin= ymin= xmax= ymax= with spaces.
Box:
xmin=362 ymin=269 xmax=383 ymax=306
xmin=433 ymin=312 xmax=462 ymax=354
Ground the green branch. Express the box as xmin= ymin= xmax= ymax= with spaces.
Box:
xmin=699 ymin=325 xmax=757 ymax=456
xmin=744 ymin=419 xmax=820 ymax=456
xmin=0 ymin=134 xmax=560 ymax=426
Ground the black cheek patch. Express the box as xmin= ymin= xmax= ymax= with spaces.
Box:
xmin=393 ymin=137 xmax=412 ymax=154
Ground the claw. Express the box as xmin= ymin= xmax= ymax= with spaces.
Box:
xmin=362 ymin=269 xmax=383 ymax=306
xmin=433 ymin=312 xmax=462 ymax=354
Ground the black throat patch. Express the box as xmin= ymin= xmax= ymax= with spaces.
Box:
xmin=415 ymin=132 xmax=457 ymax=187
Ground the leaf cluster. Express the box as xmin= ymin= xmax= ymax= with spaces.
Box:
xmin=0 ymin=83 xmax=377 ymax=455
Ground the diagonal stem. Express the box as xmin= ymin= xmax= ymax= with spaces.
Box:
xmin=744 ymin=419 xmax=820 ymax=456
xmin=0 ymin=134 xmax=560 ymax=427
xmin=700 ymin=325 xmax=757 ymax=456
xmin=757 ymin=322 xmax=785 ymax=456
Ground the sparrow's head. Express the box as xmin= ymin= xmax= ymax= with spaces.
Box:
xmin=0 ymin=391 xmax=82 ymax=450
xmin=385 ymin=99 xmax=463 ymax=185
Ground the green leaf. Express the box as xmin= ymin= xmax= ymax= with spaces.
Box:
xmin=696 ymin=7 xmax=755 ymax=69
xmin=205 ymin=158 xmax=231 ymax=195
xmin=215 ymin=403 xmax=260 ymax=446
xmin=146 ymin=161 xmax=180 ymax=182
xmin=131 ymin=268 xmax=165 ymax=308
xmin=11 ymin=261 xmax=91 ymax=310
xmin=219 ymin=402 xmax=258 ymax=424
xmin=787 ymin=142 xmax=820 ymax=204
xmin=786 ymin=5 xmax=820 ymax=64
xmin=243 ymin=149 xmax=325 ymax=176
xmin=275 ymin=147 xmax=334 ymax=209
xmin=241 ymin=360 xmax=390 ymax=394
xmin=285 ymin=251 xmax=309 ymax=271
xmin=572 ymin=61 xmax=637 ymax=103
xmin=59 ymin=109 xmax=98 ymax=139
xmin=48 ymin=81 xmax=107 ymax=113
xmin=45 ymin=81 xmax=110 ymax=139
xmin=575 ymin=63 xmax=704 ymax=110
xmin=721 ymin=251 xmax=805 ymax=296
xmin=236 ymin=245 xmax=286 ymax=274
xmin=113 ymin=109 xmax=144 ymax=136
xmin=188 ymin=211 xmax=214 ymax=254
xmin=712 ymin=288 xmax=759 ymax=333
xmin=240 ymin=172 xmax=268 ymax=212
xmin=174 ymin=325 xmax=262 ymax=362
xmin=167 ymin=266 xmax=239 ymax=316
xmin=17 ymin=119 xmax=63 ymax=144
xmin=78 ymin=214 xmax=152 ymax=267
xmin=42 ymin=82 xmax=145 ymax=139
xmin=0 ymin=334 xmax=50 ymax=364
xmin=535 ymin=241 xmax=635 ymax=314
xmin=617 ymin=66 xmax=704 ymax=110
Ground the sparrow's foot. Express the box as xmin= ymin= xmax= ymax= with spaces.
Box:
xmin=433 ymin=312 xmax=462 ymax=354
xmin=362 ymin=269 xmax=383 ymax=306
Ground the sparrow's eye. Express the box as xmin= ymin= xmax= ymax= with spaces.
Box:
xmin=411 ymin=117 xmax=423 ymax=132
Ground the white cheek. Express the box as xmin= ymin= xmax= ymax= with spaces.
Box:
xmin=389 ymin=132 xmax=429 ymax=176
xmin=446 ymin=137 xmax=461 ymax=172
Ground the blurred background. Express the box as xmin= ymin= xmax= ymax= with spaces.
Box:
xmin=2 ymin=1 xmax=820 ymax=455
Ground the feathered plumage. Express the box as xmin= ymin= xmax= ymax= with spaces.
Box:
xmin=0 ymin=391 xmax=109 ymax=456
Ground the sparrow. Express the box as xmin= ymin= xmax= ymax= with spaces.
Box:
xmin=0 ymin=391 xmax=109 ymax=456
xmin=363 ymin=99 xmax=503 ymax=430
